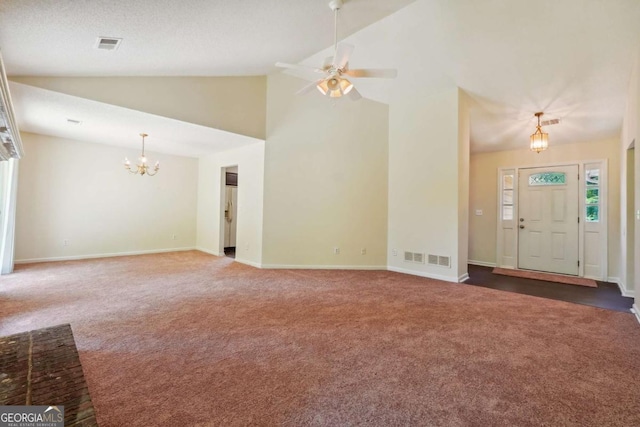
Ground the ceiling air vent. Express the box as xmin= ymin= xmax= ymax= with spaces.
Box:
xmin=540 ymin=118 xmax=560 ymax=126
xmin=95 ymin=37 xmax=122 ymax=51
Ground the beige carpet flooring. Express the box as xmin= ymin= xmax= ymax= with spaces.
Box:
xmin=1 ymin=251 xmax=639 ymax=426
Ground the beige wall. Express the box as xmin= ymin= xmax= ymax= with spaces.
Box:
xmin=386 ymin=86 xmax=467 ymax=282
xmin=10 ymin=76 xmax=267 ymax=139
xmin=15 ymin=132 xmax=198 ymax=261
xmin=469 ymin=138 xmax=621 ymax=279
xmin=312 ymin=0 xmax=470 ymax=282
xmin=458 ymin=90 xmax=471 ymax=279
xmin=196 ymin=143 xmax=265 ymax=266
xmin=262 ymin=73 xmax=388 ymax=268
xmin=620 ymin=51 xmax=639 ymax=304
xmin=626 ymin=148 xmax=635 ymax=291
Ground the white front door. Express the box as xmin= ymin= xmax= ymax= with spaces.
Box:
xmin=518 ymin=165 xmax=579 ymax=275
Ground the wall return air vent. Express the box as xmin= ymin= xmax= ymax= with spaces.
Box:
xmin=404 ymin=251 xmax=425 ymax=264
xmin=427 ymin=254 xmax=451 ymax=268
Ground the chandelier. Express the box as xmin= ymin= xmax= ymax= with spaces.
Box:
xmin=124 ymin=133 xmax=159 ymax=176
xmin=530 ymin=112 xmax=549 ymax=153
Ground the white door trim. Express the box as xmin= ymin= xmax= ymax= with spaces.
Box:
xmin=496 ymin=159 xmax=608 ymax=280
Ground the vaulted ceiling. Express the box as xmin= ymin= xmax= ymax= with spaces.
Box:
xmin=1 ymin=0 xmax=639 ymax=153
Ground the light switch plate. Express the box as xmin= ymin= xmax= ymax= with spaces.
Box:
xmin=475 ymin=209 xmax=483 ymax=216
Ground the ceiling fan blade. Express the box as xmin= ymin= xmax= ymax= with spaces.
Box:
xmin=348 ymin=87 xmax=362 ymax=101
xmin=345 ymin=68 xmax=398 ymax=79
xmin=275 ymin=62 xmax=324 ymax=73
xmin=296 ymin=80 xmax=322 ymax=95
xmin=332 ymin=43 xmax=354 ymax=69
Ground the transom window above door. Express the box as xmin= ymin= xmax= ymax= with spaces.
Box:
xmin=528 ymin=172 xmax=566 ymax=186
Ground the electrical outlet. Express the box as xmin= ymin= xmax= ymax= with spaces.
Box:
xmin=334 ymin=247 xmax=340 ymax=255
xmin=392 ymin=248 xmax=397 ymax=256
xmin=63 ymin=239 xmax=69 ymax=246
xmin=361 ymin=248 xmax=367 ymax=255
xmin=172 ymin=234 xmax=177 ymax=240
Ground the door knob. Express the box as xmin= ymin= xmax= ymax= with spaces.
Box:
xmin=519 ymin=225 xmax=525 ymax=229
xmin=519 ymin=218 xmax=524 ymax=222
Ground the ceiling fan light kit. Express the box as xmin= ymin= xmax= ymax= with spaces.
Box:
xmin=276 ymin=0 xmax=397 ymax=101
xmin=317 ymin=76 xmax=354 ymax=97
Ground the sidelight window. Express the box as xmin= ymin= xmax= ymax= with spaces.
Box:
xmin=585 ymin=169 xmax=600 ymax=222
xmin=502 ymin=174 xmax=514 ymax=220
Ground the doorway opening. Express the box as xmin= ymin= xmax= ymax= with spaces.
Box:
xmin=222 ymin=166 xmax=238 ymax=259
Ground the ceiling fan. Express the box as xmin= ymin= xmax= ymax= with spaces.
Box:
xmin=275 ymin=0 xmax=397 ymax=100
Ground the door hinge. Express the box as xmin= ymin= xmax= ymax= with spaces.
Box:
xmin=578 ymin=260 xmax=580 ymax=267
xmin=578 ymin=217 xmax=580 ymax=223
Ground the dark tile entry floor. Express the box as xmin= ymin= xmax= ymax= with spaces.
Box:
xmin=224 ymin=247 xmax=236 ymax=259
xmin=465 ymin=265 xmax=634 ymax=313
xmin=0 ymin=324 xmax=98 ymax=426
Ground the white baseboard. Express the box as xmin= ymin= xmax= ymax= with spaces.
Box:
xmin=608 ymin=277 xmax=635 ymax=298
xmin=15 ymin=247 xmax=197 ymax=264
xmin=234 ymin=258 xmax=262 ymax=268
xmin=195 ymin=247 xmax=224 ymax=257
xmin=260 ymin=264 xmax=387 ymax=270
xmin=468 ymin=260 xmax=497 ymax=268
xmin=458 ymin=273 xmax=470 ymax=283
xmin=387 ymin=266 xmax=459 ymax=283
xmin=632 ymin=304 xmax=640 ymax=325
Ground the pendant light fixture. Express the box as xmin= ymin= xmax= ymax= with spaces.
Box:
xmin=124 ymin=133 xmax=159 ymax=176
xmin=530 ymin=112 xmax=549 ymax=153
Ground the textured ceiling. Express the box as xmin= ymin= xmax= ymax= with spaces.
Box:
xmin=297 ymin=0 xmax=640 ymax=151
xmin=1 ymin=0 xmax=640 ymax=153
xmin=0 ymin=0 xmax=416 ymax=76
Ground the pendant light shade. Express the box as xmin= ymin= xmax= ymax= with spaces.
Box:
xmin=530 ymin=112 xmax=549 ymax=153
